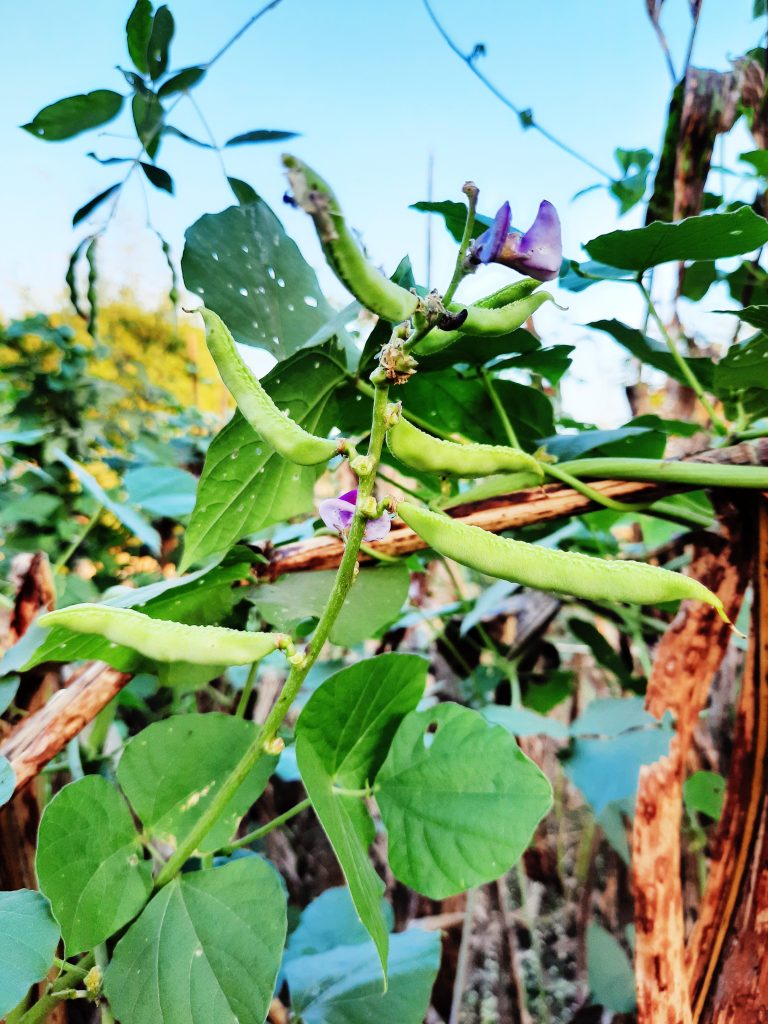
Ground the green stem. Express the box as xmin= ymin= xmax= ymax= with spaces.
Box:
xmin=235 ymin=662 xmax=259 ymax=719
xmin=442 ymin=183 xmax=478 ymax=306
xmin=332 ymin=785 xmax=375 ymax=798
xmin=637 ymin=280 xmax=729 ymax=435
xmin=17 ymin=955 xmax=96 ymax=1024
xmin=355 ymin=378 xmax=464 ymax=442
xmin=480 ymin=367 xmax=520 ymax=448
xmin=543 ymin=463 xmax=651 ymax=513
xmin=375 ymin=467 xmax=427 ymax=503
xmin=53 ymin=505 xmax=102 ymax=573
xmin=557 ymin=456 xmax=768 ymax=490
xmin=154 ymin=382 xmax=391 ymax=889
xmin=222 ymin=797 xmax=312 ymax=854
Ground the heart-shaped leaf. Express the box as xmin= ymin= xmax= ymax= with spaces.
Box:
xmin=376 ymin=703 xmax=552 ymax=898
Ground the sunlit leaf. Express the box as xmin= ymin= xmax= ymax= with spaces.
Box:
xmin=36 ymin=776 xmax=152 ymax=953
xmin=105 ymin=858 xmax=286 ymax=1024
xmin=22 ymin=90 xmax=124 ymax=141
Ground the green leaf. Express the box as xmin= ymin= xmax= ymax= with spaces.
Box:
xmin=0 ymin=675 xmax=19 ymax=715
xmin=224 ymin=129 xmax=299 ymax=147
xmin=558 ymin=259 xmax=635 ymax=293
xmin=0 ymin=890 xmax=60 ymax=1019
xmin=586 ymin=207 xmax=768 ymax=271
xmin=587 ymin=922 xmax=636 ymax=1012
xmin=227 ymin=176 xmax=259 ymax=204
xmin=409 ymin=200 xmax=493 ymax=243
xmin=147 ymin=4 xmax=174 ymax=80
xmin=285 ymin=886 xmax=394 ymax=959
xmin=104 ymin=858 xmax=286 ymax=1024
xmin=565 ymin=708 xmax=672 ymax=815
xmin=118 ymin=714 xmax=277 ymax=854
xmin=140 ymin=161 xmax=174 ymax=193
xmin=53 ymin=447 xmax=160 ymax=553
xmin=132 ymin=91 xmax=164 ymax=160
xmin=162 ymin=124 xmax=212 ymax=148
xmin=124 ymin=465 xmax=198 ymax=518
xmin=571 ymin=697 xmax=658 ymax=737
xmin=680 ymin=260 xmax=718 ymax=301
xmin=182 ymin=198 xmax=335 ymax=358
xmin=181 ymin=347 xmax=346 ymax=570
xmin=683 ymin=770 xmax=725 ymax=820
xmin=482 ymin=704 xmax=569 ymax=739
xmin=158 ymin=66 xmax=206 ymax=98
xmin=568 ymin=619 xmax=635 ymax=686
xmin=22 ymin=90 xmax=124 ymax=141
xmin=417 ymin=327 xmax=540 ymax=372
xmin=588 ymin=319 xmax=716 ymax=390
xmin=714 ymin=333 xmax=768 ymax=394
xmin=285 ymin=919 xmax=440 ymax=1024
xmin=0 ymin=756 xmax=15 ymax=807
xmin=718 ymin=304 xmax=768 ymax=332
xmin=296 ymin=655 xmax=428 ymax=974
xmin=36 ymin=776 xmax=152 ymax=953
xmin=740 ymin=149 xmax=768 ymax=177
xmin=251 ymin=564 xmax=410 ymax=647
xmin=126 ymin=0 xmax=152 ymax=74
xmin=72 ymin=184 xmax=121 ymax=227
xmin=491 ymin=344 xmax=574 ymax=384
xmin=376 ymin=703 xmax=552 ymax=898
xmin=541 ymin=426 xmax=660 ymax=462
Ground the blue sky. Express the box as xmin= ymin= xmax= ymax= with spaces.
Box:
xmin=0 ymin=0 xmax=762 ymax=422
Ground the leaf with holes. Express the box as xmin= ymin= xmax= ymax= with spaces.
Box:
xmin=376 ymin=703 xmax=552 ymax=898
xmin=36 ymin=776 xmax=152 ymax=953
xmin=22 ymin=90 xmax=124 ymax=141
xmin=182 ymin=198 xmax=335 ymax=358
xmin=147 ymin=4 xmax=174 ymax=80
xmin=0 ymin=890 xmax=60 ymax=1019
xmin=117 ymin=714 xmax=277 ymax=854
xmin=181 ymin=347 xmax=346 ymax=570
xmin=104 ymin=858 xmax=286 ymax=1024
xmin=296 ymin=655 xmax=428 ymax=975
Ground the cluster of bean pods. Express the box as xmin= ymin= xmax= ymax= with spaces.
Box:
xmin=38 ymin=156 xmax=749 ymax=665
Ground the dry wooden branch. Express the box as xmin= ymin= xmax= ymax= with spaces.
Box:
xmin=263 ymin=440 xmax=768 ymax=578
xmin=686 ymin=497 xmax=768 ymax=1022
xmin=1 ymin=661 xmax=131 ymax=792
xmin=632 ymin=502 xmax=751 ymax=1024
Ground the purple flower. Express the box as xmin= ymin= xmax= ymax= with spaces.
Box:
xmin=318 ymin=489 xmax=393 ymax=542
xmin=470 ymin=200 xmax=562 ymax=282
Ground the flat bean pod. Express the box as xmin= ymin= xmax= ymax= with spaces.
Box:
xmin=283 ymin=155 xmax=418 ymax=324
xmin=39 ymin=605 xmax=288 ymax=666
xmin=200 ymin=307 xmax=338 ymax=466
xmin=417 ymin=291 xmax=551 ymax=355
xmin=396 ymin=501 xmax=731 ymax=622
xmin=387 ymin=415 xmax=544 ymax=480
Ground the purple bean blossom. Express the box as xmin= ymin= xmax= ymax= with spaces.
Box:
xmin=470 ymin=200 xmax=562 ymax=282
xmin=318 ymin=489 xmax=393 ymax=542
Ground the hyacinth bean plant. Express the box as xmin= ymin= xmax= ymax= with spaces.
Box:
xmin=4 ymin=141 xmax=768 ymax=1024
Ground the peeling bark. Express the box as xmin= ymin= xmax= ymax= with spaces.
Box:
xmin=632 ymin=504 xmax=751 ymax=1024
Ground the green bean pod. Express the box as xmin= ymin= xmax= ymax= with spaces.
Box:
xmin=200 ymin=307 xmax=338 ymax=465
xmin=283 ymin=155 xmax=419 ymax=324
xmin=39 ymin=605 xmax=288 ymax=666
xmin=396 ymin=501 xmax=732 ymax=623
xmin=436 ymin=472 xmax=543 ymax=508
xmin=417 ymin=288 xmax=551 ymax=356
xmin=387 ymin=415 xmax=544 ymax=480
